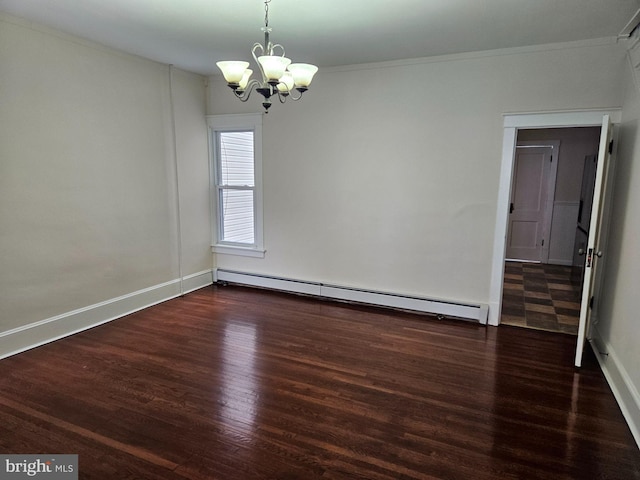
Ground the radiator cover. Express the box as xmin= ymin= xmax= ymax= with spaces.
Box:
xmin=215 ymin=269 xmax=489 ymax=324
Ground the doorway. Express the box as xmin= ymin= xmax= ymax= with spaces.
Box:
xmin=488 ymin=109 xmax=620 ymax=329
xmin=501 ymin=128 xmax=600 ymax=334
xmin=491 ymin=111 xmax=618 ymax=367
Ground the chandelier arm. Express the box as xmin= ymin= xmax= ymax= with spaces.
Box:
xmin=251 ymin=43 xmax=269 ymax=84
xmin=271 ymin=43 xmax=285 ymax=57
xmin=233 ymin=79 xmax=261 ymax=102
xmin=252 ymin=42 xmax=265 ymax=56
xmin=279 ymin=88 xmax=303 ymax=101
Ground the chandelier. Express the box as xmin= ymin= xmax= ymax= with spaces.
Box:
xmin=216 ymin=0 xmax=318 ymax=113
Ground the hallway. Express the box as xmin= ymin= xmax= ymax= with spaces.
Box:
xmin=500 ymin=261 xmax=582 ymax=334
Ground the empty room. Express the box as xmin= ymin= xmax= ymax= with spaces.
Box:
xmin=1 ymin=0 xmax=639 ymax=478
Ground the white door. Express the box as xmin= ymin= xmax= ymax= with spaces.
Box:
xmin=575 ymin=115 xmax=613 ymax=367
xmin=506 ymin=145 xmax=555 ymax=262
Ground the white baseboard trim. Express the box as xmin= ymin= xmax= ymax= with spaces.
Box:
xmin=216 ymin=269 xmax=489 ymax=324
xmin=180 ymin=270 xmax=214 ymax=294
xmin=590 ymin=327 xmax=640 ymax=450
xmin=547 ymin=259 xmax=574 ymax=266
xmin=0 ymin=270 xmax=213 ymax=360
xmin=488 ymin=300 xmax=501 ymax=326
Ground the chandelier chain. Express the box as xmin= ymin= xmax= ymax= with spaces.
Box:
xmin=264 ymin=0 xmax=271 ymax=28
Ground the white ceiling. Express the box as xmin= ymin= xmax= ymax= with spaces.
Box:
xmin=1 ymin=0 xmax=638 ymax=75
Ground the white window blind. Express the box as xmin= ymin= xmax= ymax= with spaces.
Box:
xmin=217 ymin=131 xmax=255 ymax=245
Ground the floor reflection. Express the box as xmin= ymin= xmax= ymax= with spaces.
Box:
xmin=490 ymin=327 xmax=604 ymax=478
xmin=218 ymin=322 xmax=260 ymax=432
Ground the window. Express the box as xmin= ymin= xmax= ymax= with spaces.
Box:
xmin=208 ymin=114 xmax=264 ymax=257
xmin=217 ymin=131 xmax=255 ymax=244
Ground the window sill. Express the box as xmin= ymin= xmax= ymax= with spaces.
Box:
xmin=212 ymin=245 xmax=266 ymax=258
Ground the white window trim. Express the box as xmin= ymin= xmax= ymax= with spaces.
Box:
xmin=207 ymin=113 xmax=265 ymax=258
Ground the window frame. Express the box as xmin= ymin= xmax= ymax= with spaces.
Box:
xmin=207 ymin=113 xmax=264 ymax=258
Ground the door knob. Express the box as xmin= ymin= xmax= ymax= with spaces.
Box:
xmin=578 ymin=248 xmax=585 ymax=256
xmin=596 ymin=251 xmax=603 ymax=257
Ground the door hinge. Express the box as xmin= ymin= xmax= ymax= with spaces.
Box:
xmin=541 ymin=238 xmax=544 ymax=246
xmin=590 ymin=296 xmax=594 ymax=309
xmin=609 ymin=140 xmax=613 ymax=154
xmin=550 ymin=155 xmax=553 ymax=162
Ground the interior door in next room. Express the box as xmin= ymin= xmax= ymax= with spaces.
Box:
xmin=506 ymin=145 xmax=556 ymax=262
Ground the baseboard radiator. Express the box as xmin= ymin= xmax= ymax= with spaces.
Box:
xmin=215 ymin=269 xmax=489 ymax=324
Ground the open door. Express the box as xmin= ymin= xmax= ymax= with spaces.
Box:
xmin=575 ymin=115 xmax=613 ymax=367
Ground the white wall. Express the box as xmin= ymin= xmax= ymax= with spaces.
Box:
xmin=207 ymin=40 xmax=627 ymax=306
xmin=592 ymin=53 xmax=640 ymax=446
xmin=171 ymin=68 xmax=212 ymax=277
xmin=0 ymin=14 xmax=211 ymax=340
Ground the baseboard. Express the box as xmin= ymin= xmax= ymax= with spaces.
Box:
xmin=590 ymin=327 xmax=640 ymax=450
xmin=216 ymin=269 xmax=489 ymax=324
xmin=0 ymin=270 xmax=213 ymax=360
xmin=546 ymin=259 xmax=574 ymax=266
xmin=180 ymin=270 xmax=214 ymax=294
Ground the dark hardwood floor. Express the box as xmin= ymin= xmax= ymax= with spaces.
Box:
xmin=0 ymin=285 xmax=638 ymax=479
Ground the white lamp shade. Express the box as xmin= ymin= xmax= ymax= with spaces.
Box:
xmin=277 ymin=72 xmax=294 ymax=92
xmin=239 ymin=69 xmax=253 ymax=90
xmin=216 ymin=61 xmax=250 ymax=84
xmin=287 ymin=63 xmax=318 ymax=87
xmin=257 ymin=56 xmax=291 ymax=81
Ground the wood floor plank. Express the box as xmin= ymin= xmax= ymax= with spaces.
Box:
xmin=0 ymin=285 xmax=638 ymax=479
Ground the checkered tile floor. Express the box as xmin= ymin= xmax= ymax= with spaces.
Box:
xmin=500 ymin=261 xmax=582 ymax=335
